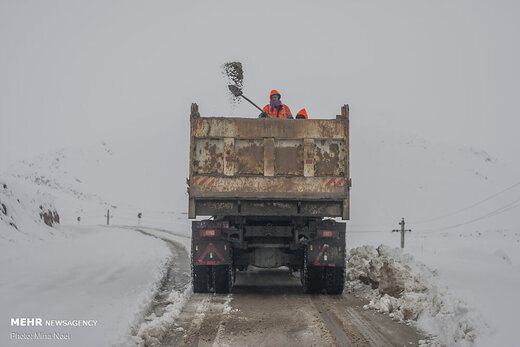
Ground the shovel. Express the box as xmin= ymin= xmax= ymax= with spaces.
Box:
xmin=228 ymin=85 xmax=264 ymax=113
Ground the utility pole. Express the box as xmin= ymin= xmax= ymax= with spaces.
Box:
xmin=392 ymin=218 xmax=412 ymax=248
xmin=104 ymin=209 xmax=113 ymax=225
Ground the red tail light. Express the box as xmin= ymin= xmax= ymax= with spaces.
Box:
xmin=317 ymin=230 xmax=338 ymax=238
xmin=200 ymin=229 xmax=221 ymax=237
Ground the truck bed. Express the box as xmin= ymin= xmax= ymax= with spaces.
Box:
xmin=188 ymin=104 xmax=350 ymax=219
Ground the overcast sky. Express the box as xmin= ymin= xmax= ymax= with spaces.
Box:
xmin=1 ymin=0 xmax=519 ymax=172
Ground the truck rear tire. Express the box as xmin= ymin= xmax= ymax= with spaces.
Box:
xmin=213 ymin=265 xmax=233 ymax=294
xmin=193 ymin=265 xmax=233 ymax=293
xmin=325 ymin=267 xmax=345 ymax=295
xmin=301 ymin=248 xmax=323 ymax=294
xmin=193 ymin=265 xmax=210 ymax=293
xmin=302 ymin=265 xmax=323 ymax=294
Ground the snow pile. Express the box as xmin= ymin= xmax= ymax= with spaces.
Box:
xmin=346 ymin=245 xmax=489 ymax=346
xmin=0 ymin=177 xmax=61 ymax=242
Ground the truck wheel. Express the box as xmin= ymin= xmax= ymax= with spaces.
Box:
xmin=193 ymin=265 xmax=210 ymax=293
xmin=302 ymin=266 xmax=323 ymax=294
xmin=213 ymin=265 xmax=233 ymax=294
xmin=302 ymin=248 xmax=323 ymax=293
xmin=325 ymin=267 xmax=345 ymax=295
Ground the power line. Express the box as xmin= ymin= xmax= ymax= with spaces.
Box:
xmin=421 ymin=197 xmax=520 ymax=233
xmin=411 ymin=179 xmax=520 ymax=225
xmin=348 ymin=230 xmax=389 ymax=233
xmin=349 ymin=179 xmax=520 ymax=228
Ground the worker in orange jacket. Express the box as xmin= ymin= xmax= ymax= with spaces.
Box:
xmin=259 ymin=90 xmax=293 ymax=119
xmin=296 ymin=108 xmax=308 ymax=119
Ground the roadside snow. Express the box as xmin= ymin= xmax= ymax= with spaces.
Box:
xmin=0 ymin=225 xmax=171 ymax=347
xmin=346 ymin=245 xmax=488 ymax=346
xmin=347 ymin=228 xmax=520 ymax=346
xmin=123 ymin=226 xmax=193 ymax=346
xmin=135 ymin=285 xmax=192 ymax=346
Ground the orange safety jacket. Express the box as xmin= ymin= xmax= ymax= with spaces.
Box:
xmin=262 ymin=104 xmax=292 ymax=119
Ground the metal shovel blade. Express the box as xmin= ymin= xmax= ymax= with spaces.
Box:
xmin=228 ymin=84 xmax=243 ymax=97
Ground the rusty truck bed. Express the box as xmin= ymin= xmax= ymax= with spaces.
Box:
xmin=188 ymin=104 xmax=350 ymax=219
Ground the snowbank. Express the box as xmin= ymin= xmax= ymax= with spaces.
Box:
xmin=346 ymin=245 xmax=489 ymax=346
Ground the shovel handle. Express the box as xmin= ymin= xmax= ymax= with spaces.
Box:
xmin=240 ymin=95 xmax=264 ymax=113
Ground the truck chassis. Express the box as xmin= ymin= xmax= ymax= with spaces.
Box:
xmin=191 ymin=217 xmax=345 ymax=294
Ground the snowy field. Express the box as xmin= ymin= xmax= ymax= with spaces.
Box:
xmin=0 ymin=224 xmax=172 ymax=347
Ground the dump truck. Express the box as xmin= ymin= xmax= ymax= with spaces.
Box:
xmin=187 ymin=104 xmax=351 ymax=294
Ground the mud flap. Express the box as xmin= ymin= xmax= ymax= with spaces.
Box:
xmin=193 ymin=240 xmax=231 ymax=266
xmin=307 ymin=239 xmax=344 ymax=268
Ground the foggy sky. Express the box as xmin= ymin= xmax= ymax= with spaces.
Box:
xmin=1 ymin=0 xmax=519 ymax=172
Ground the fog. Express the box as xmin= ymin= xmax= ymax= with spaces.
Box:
xmin=1 ymin=0 xmax=519 ymax=171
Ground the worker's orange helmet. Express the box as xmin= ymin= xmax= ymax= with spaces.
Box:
xmin=270 ymin=90 xmax=281 ymax=99
xmin=296 ymin=108 xmax=308 ymax=119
